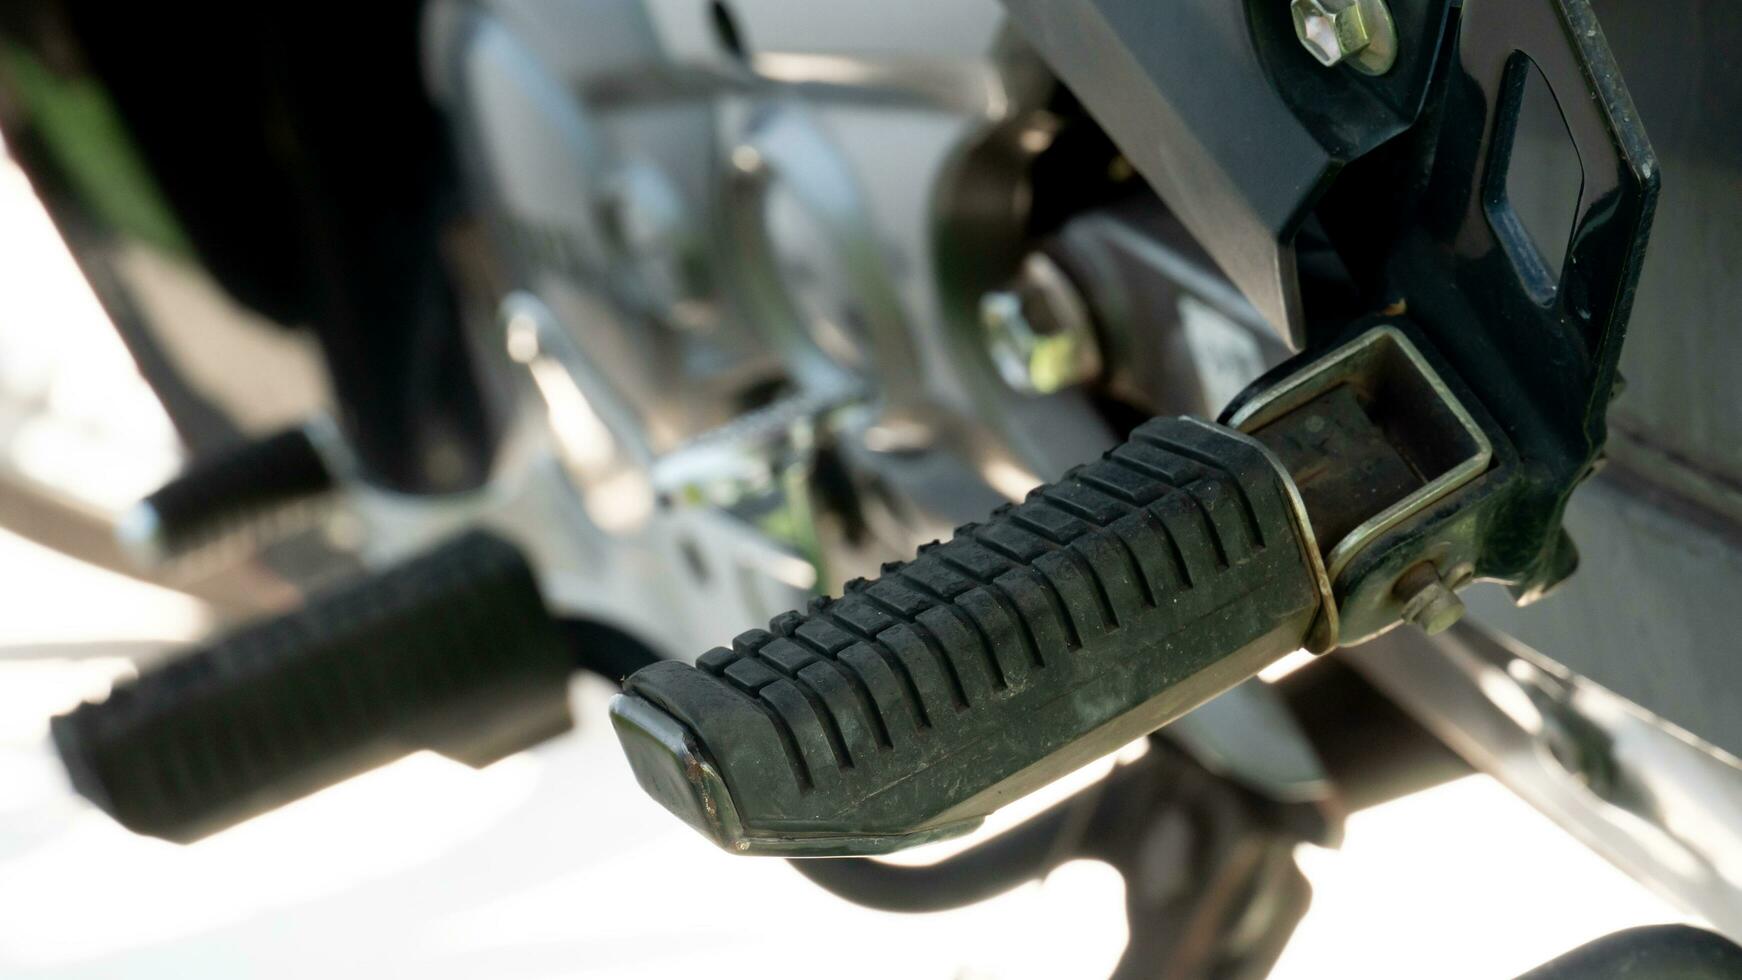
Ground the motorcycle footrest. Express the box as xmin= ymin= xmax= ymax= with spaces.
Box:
xmin=612 ymin=417 xmax=1324 ymax=855
xmin=53 ymin=531 xmax=573 ymax=842
xmin=118 ymin=425 xmax=335 ymax=568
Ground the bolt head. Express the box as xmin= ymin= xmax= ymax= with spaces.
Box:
xmin=980 ymin=254 xmax=1102 ymax=396
xmin=1403 ymin=583 xmax=1465 ymax=635
xmin=1395 ymin=562 xmax=1467 ymax=635
xmin=1291 ymin=0 xmax=1372 ymax=67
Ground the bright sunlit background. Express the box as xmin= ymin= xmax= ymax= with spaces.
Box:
xmin=0 ymin=142 xmax=1695 ymax=979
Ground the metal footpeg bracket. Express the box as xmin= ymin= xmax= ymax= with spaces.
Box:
xmin=611 ymin=0 xmax=1660 ymax=857
xmin=1230 ymin=323 xmax=1494 ymax=644
xmin=612 ymin=322 xmax=1571 ymax=856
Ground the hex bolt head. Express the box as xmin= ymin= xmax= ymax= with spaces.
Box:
xmin=1395 ymin=561 xmax=1467 ymax=635
xmin=1290 ymin=0 xmax=1398 ymax=76
xmin=980 ymin=253 xmax=1103 ymax=397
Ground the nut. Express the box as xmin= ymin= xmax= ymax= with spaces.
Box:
xmin=980 ymin=253 xmax=1103 ymax=396
xmin=1394 ymin=561 xmax=1466 ymax=635
xmin=1290 ymin=0 xmax=1397 ymax=76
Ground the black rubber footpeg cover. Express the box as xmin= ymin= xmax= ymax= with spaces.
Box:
xmin=119 ymin=425 xmax=334 ymax=566
xmin=53 ymin=531 xmax=572 ymax=842
xmin=613 ymin=417 xmax=1324 ymax=855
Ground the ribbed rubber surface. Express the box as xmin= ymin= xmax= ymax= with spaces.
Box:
xmin=138 ymin=426 xmax=332 ymax=561
xmin=621 ymin=417 xmax=1320 ymax=848
xmin=53 ymin=532 xmax=572 ymax=842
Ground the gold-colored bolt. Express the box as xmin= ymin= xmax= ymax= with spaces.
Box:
xmin=980 ymin=253 xmax=1103 ymax=397
xmin=1290 ymin=0 xmax=1398 ymax=75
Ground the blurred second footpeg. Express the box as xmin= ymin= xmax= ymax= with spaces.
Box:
xmin=54 ymin=531 xmax=573 ymax=842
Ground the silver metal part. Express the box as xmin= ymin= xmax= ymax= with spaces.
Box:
xmin=597 ymin=161 xmax=710 ymax=332
xmin=1350 ymin=624 xmax=1742 ymax=936
xmin=454 ymin=291 xmax=819 ymax=652
xmin=979 ymin=252 xmax=1103 ymax=396
xmin=1290 ymin=0 xmax=1399 ymax=75
xmin=424 ymin=0 xmax=1115 ymax=598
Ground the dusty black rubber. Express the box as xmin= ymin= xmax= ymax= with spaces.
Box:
xmin=614 ymin=417 xmax=1322 ymax=854
xmin=53 ymin=531 xmax=572 ymax=842
xmin=126 ymin=425 xmax=334 ymax=563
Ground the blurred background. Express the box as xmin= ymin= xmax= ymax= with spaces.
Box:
xmin=0 ymin=138 xmax=1696 ymax=980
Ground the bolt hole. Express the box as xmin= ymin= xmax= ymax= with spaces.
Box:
xmin=1485 ymin=55 xmax=1585 ymax=308
xmin=710 ymin=1 xmax=748 ymax=61
xmin=680 ymin=535 xmax=711 ymax=585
